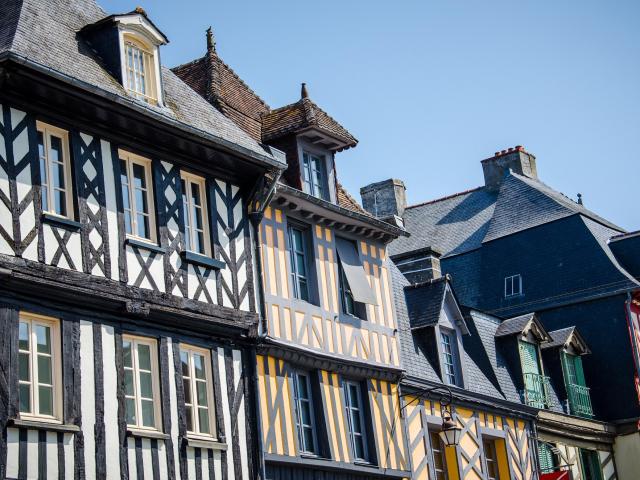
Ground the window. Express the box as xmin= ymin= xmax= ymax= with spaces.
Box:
xmin=483 ymin=439 xmax=500 ymax=480
xmin=181 ymin=172 xmax=210 ymax=256
xmin=430 ymin=430 xmax=449 ymax=480
xmin=562 ymin=352 xmax=593 ymax=417
xmin=538 ymin=442 xmax=557 ymax=474
xmin=335 ymin=238 xmax=375 ymax=320
xmin=123 ymin=35 xmax=158 ymax=104
xmin=293 ymin=371 xmax=317 ymax=454
xmin=519 ymin=340 xmax=549 ymax=408
xmin=339 ymin=262 xmax=357 ymax=316
xmin=180 ymin=345 xmax=215 ymax=438
xmin=504 ymin=274 xmax=523 ymax=298
xmin=119 ymin=150 xmax=156 ymax=242
xmin=288 ymin=225 xmax=311 ymax=302
xmin=580 ymin=449 xmax=603 ymax=480
xmin=18 ymin=313 xmax=62 ymax=422
xmin=123 ymin=335 xmax=161 ymax=430
xmin=302 ymin=152 xmax=327 ymax=200
xmin=343 ymin=380 xmax=368 ymax=462
xmin=37 ymin=121 xmax=73 ymax=218
xmin=440 ymin=329 xmax=460 ymax=387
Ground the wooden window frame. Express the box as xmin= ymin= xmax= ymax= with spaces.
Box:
xmin=17 ymin=312 xmax=63 ymax=423
xmin=292 ymin=370 xmax=319 ymax=455
xmin=440 ymin=328 xmax=461 ymax=387
xmin=287 ymin=223 xmax=313 ymax=303
xmin=343 ymin=379 xmax=369 ymax=463
xmin=119 ymin=149 xmax=157 ymax=243
xmin=181 ymin=171 xmax=211 ymax=256
xmin=123 ymin=34 xmax=158 ymax=105
xmin=122 ymin=334 xmax=162 ymax=432
xmin=429 ymin=429 xmax=449 ymax=480
xmin=483 ymin=438 xmax=500 ymax=480
xmin=180 ymin=344 xmax=216 ymax=440
xmin=36 ymin=121 xmax=74 ymax=219
xmin=302 ymin=151 xmax=328 ymax=200
xmin=504 ymin=274 xmax=523 ymax=298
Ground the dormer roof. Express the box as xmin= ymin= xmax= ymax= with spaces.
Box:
xmin=495 ymin=312 xmax=551 ymax=343
xmin=542 ymin=326 xmax=591 ymax=355
xmin=80 ymin=7 xmax=169 ymax=45
xmin=262 ymin=84 xmax=358 ymax=152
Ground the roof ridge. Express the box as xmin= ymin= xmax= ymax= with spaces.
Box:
xmin=406 ymin=186 xmax=485 ymax=209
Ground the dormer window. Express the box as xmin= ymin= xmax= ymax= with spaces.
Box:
xmin=440 ymin=329 xmax=461 ymax=387
xmin=504 ymin=274 xmax=522 ymax=298
xmin=124 ymin=35 xmax=158 ymax=104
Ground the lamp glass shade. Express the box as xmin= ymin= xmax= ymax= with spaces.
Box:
xmin=441 ymin=425 xmax=462 ymax=446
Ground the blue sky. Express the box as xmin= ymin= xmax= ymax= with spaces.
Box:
xmin=104 ymin=0 xmax=639 ymax=230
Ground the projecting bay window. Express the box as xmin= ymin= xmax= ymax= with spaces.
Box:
xmin=343 ymin=380 xmax=369 ymax=463
xmin=123 ymin=335 xmax=161 ymax=431
xmin=288 ymin=225 xmax=312 ymax=302
xmin=37 ymin=121 xmax=73 ymax=219
xmin=335 ymin=238 xmax=377 ymax=320
xmin=123 ymin=35 xmax=158 ymax=104
xmin=302 ymin=152 xmax=328 ymax=200
xmin=181 ymin=172 xmax=211 ymax=256
xmin=18 ymin=313 xmax=62 ymax=422
xmin=119 ymin=150 xmax=156 ymax=243
xmin=293 ymin=371 xmax=318 ymax=455
xmin=180 ymin=345 xmax=215 ymax=439
xmin=430 ymin=430 xmax=449 ymax=480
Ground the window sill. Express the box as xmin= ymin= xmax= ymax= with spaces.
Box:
xmin=127 ymin=428 xmax=170 ymax=440
xmin=10 ymin=418 xmax=80 ymax=433
xmin=125 ymin=237 xmax=165 ymax=254
xmin=181 ymin=250 xmax=226 ymax=270
xmin=185 ymin=436 xmax=227 ymax=450
xmin=42 ymin=212 xmax=81 ymax=232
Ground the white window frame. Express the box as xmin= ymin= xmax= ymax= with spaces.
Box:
xmin=119 ymin=149 xmax=156 ymax=243
xmin=122 ymin=34 xmax=159 ymax=105
xmin=343 ymin=379 xmax=369 ymax=463
xmin=504 ymin=274 xmax=523 ymax=298
xmin=123 ymin=334 xmax=162 ymax=431
xmin=180 ymin=344 xmax=216 ymax=440
xmin=292 ymin=370 xmax=318 ymax=455
xmin=440 ymin=328 xmax=461 ymax=387
xmin=302 ymin=151 xmax=328 ymax=200
xmin=180 ymin=171 xmax=211 ymax=256
xmin=36 ymin=121 xmax=74 ymax=219
xmin=18 ymin=312 xmax=63 ymax=423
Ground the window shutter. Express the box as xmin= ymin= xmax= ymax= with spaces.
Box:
xmin=538 ymin=443 xmax=555 ymax=473
xmin=574 ymin=355 xmax=587 ymax=387
xmin=519 ymin=341 xmax=540 ymax=375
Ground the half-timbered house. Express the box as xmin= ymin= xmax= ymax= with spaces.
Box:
xmin=174 ymin=37 xmax=412 ymax=479
xmin=0 ymin=1 xmax=286 ymax=479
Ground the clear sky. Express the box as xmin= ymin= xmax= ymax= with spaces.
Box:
xmin=103 ymin=0 xmax=639 ymax=230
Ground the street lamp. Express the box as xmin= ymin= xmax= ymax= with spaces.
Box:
xmin=401 ymin=384 xmax=462 ymax=447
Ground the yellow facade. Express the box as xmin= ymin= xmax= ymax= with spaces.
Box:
xmin=404 ymin=396 xmax=534 ymax=480
xmin=256 ymin=354 xmax=408 ymax=471
xmin=260 ymin=206 xmax=400 ymax=367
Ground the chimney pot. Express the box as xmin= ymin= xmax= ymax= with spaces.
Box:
xmin=481 ymin=146 xmax=538 ymax=191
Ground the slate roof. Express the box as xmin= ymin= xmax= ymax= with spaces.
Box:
xmin=404 ymin=277 xmax=448 ymax=329
xmin=390 ymin=170 xmax=624 ymax=260
xmin=494 ymin=313 xmax=537 ymax=337
xmin=262 ymin=97 xmax=358 ymax=151
xmin=0 ymin=0 xmax=282 ymax=167
xmin=542 ymin=327 xmax=576 ymax=350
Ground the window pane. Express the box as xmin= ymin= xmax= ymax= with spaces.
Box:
xmin=299 ymin=279 xmax=309 ymax=302
xmin=348 ymin=384 xmax=359 ymax=407
xmin=137 ymin=343 xmax=151 ymax=370
xmin=38 ymin=356 xmax=52 ymax=385
xmin=191 ymin=182 xmax=202 ymax=207
xmin=39 ymin=385 xmax=53 ymax=415
xmin=185 ymin=405 xmax=193 ymax=431
xmin=124 ymin=370 xmax=135 ymax=396
xmin=54 ymin=190 xmax=67 ymax=217
xmin=133 ymin=163 xmax=147 ymax=190
xmin=183 ymin=379 xmax=192 ymax=404
xmin=180 ymin=351 xmax=190 ymax=376
xmin=136 ymin=213 xmax=149 ymax=239
xmin=19 ymin=322 xmax=29 ymax=351
xmin=139 ymin=371 xmax=153 ymax=399
xmin=295 ymin=252 xmax=307 ymax=277
xmin=297 ymin=375 xmax=309 ymax=398
xmin=198 ymin=408 xmax=210 ymax=434
xmin=123 ymin=341 xmax=132 ymax=368
xmin=303 ymin=427 xmax=314 ymax=452
xmin=35 ymin=325 xmax=51 ymax=354
xmin=354 ymin=435 xmax=365 ymax=460
xmin=49 ymin=136 xmax=62 ymax=165
xmin=19 ymin=353 xmax=30 ymax=381
xmin=141 ymin=399 xmax=155 ymax=427
xmin=126 ymin=398 xmax=136 ymax=425
xmin=193 ymin=354 xmax=205 ymax=380
xmin=300 ymin=402 xmax=312 ymax=425
xmin=19 ymin=384 xmax=31 ymax=413
xmin=196 ymin=381 xmax=208 ymax=406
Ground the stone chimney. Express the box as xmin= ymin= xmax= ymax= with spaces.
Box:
xmin=392 ymin=247 xmax=442 ymax=284
xmin=482 ymin=146 xmax=537 ymax=192
xmin=360 ymin=179 xmax=407 ymax=221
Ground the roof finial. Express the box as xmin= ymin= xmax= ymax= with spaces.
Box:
xmin=134 ymin=6 xmax=147 ymax=16
xmin=301 ymin=82 xmax=309 ymax=99
xmin=577 ymin=193 xmax=583 ymax=205
xmin=206 ymin=27 xmax=216 ymax=53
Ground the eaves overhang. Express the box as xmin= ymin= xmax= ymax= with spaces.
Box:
xmin=273 ymin=184 xmax=408 ymax=243
xmin=0 ymin=53 xmax=287 ymax=176
xmin=536 ymin=409 xmax=617 ymax=447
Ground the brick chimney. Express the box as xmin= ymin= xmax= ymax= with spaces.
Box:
xmin=360 ymin=179 xmax=407 ymax=221
xmin=482 ymin=146 xmax=537 ymax=192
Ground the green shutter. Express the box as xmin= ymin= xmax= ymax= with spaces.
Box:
xmin=538 ymin=442 xmax=555 ymax=473
xmin=520 ymin=341 xmax=541 ymax=375
xmin=574 ymin=355 xmax=587 ymax=387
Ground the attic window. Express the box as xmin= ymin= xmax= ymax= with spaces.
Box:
xmin=123 ymin=35 xmax=158 ymax=104
xmin=504 ymin=274 xmax=522 ymax=298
